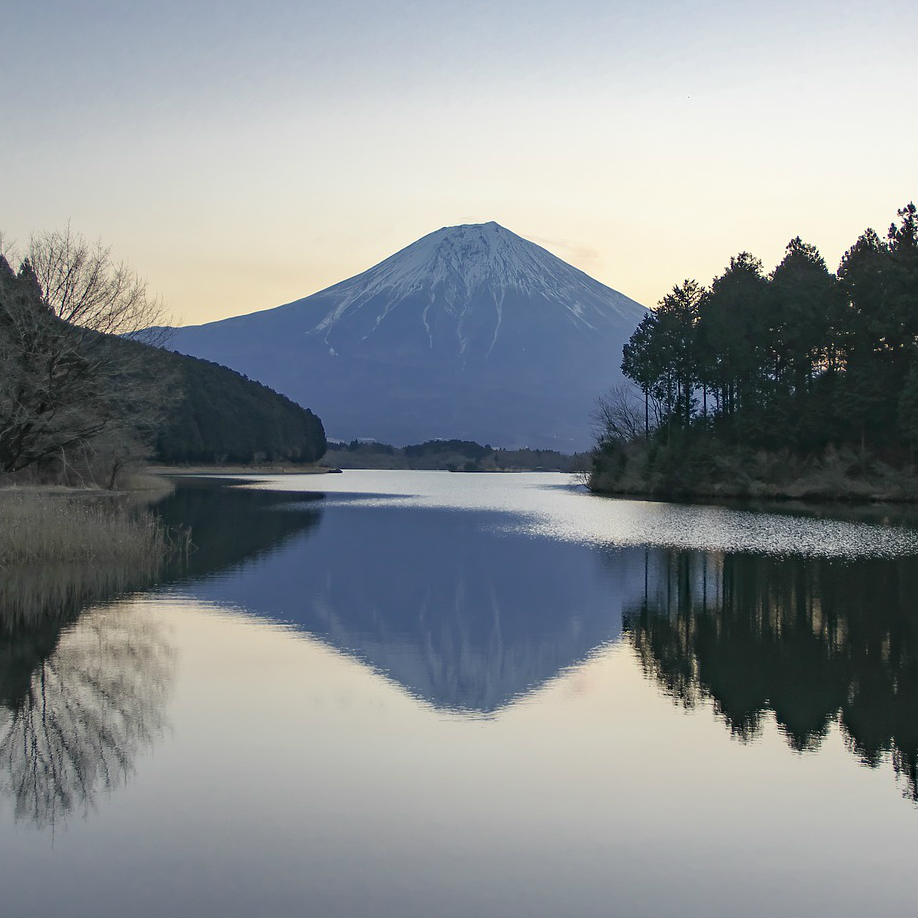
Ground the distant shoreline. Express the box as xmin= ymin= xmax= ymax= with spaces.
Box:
xmin=147 ymin=463 xmax=342 ymax=476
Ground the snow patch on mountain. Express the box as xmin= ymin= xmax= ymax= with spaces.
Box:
xmin=293 ymin=221 xmax=638 ymax=352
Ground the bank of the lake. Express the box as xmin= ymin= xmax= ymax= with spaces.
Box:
xmin=0 ymin=485 xmax=179 ymax=632
xmin=588 ymin=441 xmax=918 ymax=504
xmin=0 ymin=483 xmax=175 ymax=562
xmin=324 ymin=438 xmax=589 ymax=472
xmin=148 ymin=462 xmax=341 ymax=476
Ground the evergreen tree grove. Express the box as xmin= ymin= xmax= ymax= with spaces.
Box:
xmin=617 ymin=204 xmax=918 ymax=459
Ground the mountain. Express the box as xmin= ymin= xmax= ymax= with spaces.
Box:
xmin=163 ymin=222 xmax=647 ymax=450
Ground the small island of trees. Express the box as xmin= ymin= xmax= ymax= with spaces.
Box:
xmin=591 ymin=203 xmax=917 ymax=501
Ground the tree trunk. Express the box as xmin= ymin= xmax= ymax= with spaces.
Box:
xmin=644 ymin=385 xmax=649 ymax=439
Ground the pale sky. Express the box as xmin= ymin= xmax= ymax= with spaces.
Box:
xmin=3 ymin=0 xmax=916 ymax=325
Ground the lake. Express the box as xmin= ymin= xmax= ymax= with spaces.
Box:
xmin=1 ymin=471 xmax=915 ymax=917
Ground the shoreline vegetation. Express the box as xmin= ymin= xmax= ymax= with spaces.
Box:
xmin=589 ymin=204 xmax=917 ymax=504
xmin=0 ymin=230 xmax=327 ymax=492
xmin=0 ymin=487 xmax=175 ymax=568
xmin=588 ymin=441 xmax=917 ymax=504
xmin=0 ymin=488 xmax=180 ymax=630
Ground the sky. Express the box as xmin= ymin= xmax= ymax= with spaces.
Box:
xmin=2 ymin=0 xmax=916 ymax=325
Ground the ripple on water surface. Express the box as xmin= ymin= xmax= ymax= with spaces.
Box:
xmin=243 ymin=470 xmax=918 ymax=560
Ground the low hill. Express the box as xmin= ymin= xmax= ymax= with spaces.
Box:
xmin=150 ymin=348 xmax=327 ymax=465
xmin=325 ymin=438 xmax=587 ymax=472
xmin=1 ymin=256 xmax=326 ymax=477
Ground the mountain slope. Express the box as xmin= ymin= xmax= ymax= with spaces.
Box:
xmin=164 ymin=222 xmax=647 ymax=450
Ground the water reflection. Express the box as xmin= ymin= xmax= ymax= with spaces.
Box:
xmin=623 ymin=550 xmax=918 ymax=799
xmin=5 ymin=473 xmax=914 ymax=836
xmin=169 ymin=478 xmax=917 ymax=799
xmin=153 ymin=476 xmax=324 ymax=581
xmin=0 ymin=479 xmax=324 ymax=829
xmin=0 ymin=563 xmax=175 ymax=829
xmin=0 ymin=606 xmax=174 ymax=829
xmin=180 ymin=499 xmax=642 ymax=711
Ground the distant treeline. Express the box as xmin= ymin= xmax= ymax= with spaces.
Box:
xmin=1 ymin=240 xmax=326 ymax=486
xmin=326 ymin=438 xmax=588 ymax=472
xmin=591 ymin=203 xmax=917 ymax=500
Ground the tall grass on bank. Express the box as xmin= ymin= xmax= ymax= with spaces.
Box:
xmin=0 ymin=492 xmax=174 ymax=630
xmin=0 ymin=492 xmax=167 ymax=567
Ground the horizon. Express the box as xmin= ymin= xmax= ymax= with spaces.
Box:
xmin=3 ymin=1 xmax=916 ymax=326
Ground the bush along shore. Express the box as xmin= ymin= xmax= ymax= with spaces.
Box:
xmin=590 ymin=203 xmax=917 ymax=503
xmin=0 ymin=491 xmax=170 ymax=567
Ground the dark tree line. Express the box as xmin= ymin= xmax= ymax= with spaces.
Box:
xmin=326 ymin=437 xmax=587 ymax=471
xmin=619 ymin=204 xmax=917 ymax=456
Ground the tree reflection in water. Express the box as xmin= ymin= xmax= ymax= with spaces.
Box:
xmin=0 ymin=604 xmax=174 ymax=829
xmin=624 ymin=550 xmax=917 ymax=799
xmin=0 ymin=480 xmax=323 ymax=829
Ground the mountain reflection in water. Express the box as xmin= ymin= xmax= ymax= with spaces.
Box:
xmin=161 ymin=478 xmax=917 ymax=802
xmin=2 ymin=475 xmax=915 ymax=835
xmin=623 ymin=550 xmax=917 ymax=799
xmin=174 ymin=494 xmax=640 ymax=712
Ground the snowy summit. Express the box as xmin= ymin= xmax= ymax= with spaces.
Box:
xmin=296 ymin=221 xmax=642 ymax=358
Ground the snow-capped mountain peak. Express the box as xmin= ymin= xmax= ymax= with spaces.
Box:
xmin=164 ymin=221 xmax=647 ymax=449
xmin=293 ymin=221 xmax=643 ymax=355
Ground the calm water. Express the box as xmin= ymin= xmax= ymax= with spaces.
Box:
xmin=1 ymin=471 xmax=916 ymax=917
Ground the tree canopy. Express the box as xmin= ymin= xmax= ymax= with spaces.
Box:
xmin=616 ymin=203 xmax=917 ymax=456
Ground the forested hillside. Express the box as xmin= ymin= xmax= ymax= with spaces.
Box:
xmin=151 ymin=349 xmax=326 ymax=464
xmin=0 ymin=249 xmax=325 ymax=484
xmin=591 ymin=204 xmax=917 ymax=500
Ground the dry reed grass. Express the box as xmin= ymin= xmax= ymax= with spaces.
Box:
xmin=0 ymin=491 xmax=176 ymax=631
xmin=0 ymin=491 xmax=168 ymax=567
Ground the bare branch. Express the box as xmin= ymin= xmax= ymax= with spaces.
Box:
xmin=28 ymin=227 xmax=168 ymax=336
xmin=592 ymin=384 xmax=647 ymax=446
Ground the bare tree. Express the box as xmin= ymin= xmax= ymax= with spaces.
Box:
xmin=592 ymin=384 xmax=649 ymax=448
xmin=0 ymin=605 xmax=174 ymax=829
xmin=27 ymin=225 xmax=167 ymax=339
xmin=0 ymin=231 xmax=18 ymax=265
xmin=0 ymin=229 xmax=174 ymax=480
